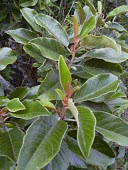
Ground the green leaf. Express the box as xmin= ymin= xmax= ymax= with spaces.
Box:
xmin=0 ymin=48 xmax=17 ymax=71
xmin=23 ymin=44 xmax=45 ymax=63
xmin=20 ymin=0 xmax=38 ymax=7
xmin=6 ymin=28 xmax=37 ymax=45
xmin=17 ymin=116 xmax=68 ymax=170
xmin=68 ymin=99 xmax=96 ymax=157
xmin=38 ymin=70 xmax=62 ymax=100
xmin=79 ymin=16 xmax=96 ymax=39
xmin=107 ymin=5 xmax=128 ymax=19
xmin=0 ymin=127 xmax=24 ymax=162
xmin=85 ymin=0 xmax=96 ymax=14
xmin=39 ymin=100 xmax=55 ymax=110
xmin=58 ymin=56 xmax=72 ymax=90
xmin=74 ymin=3 xmax=86 ymax=25
xmin=34 ymin=14 xmax=69 ymax=46
xmin=105 ymin=22 xmax=127 ymax=32
xmin=20 ymin=8 xmax=43 ymax=32
xmin=94 ymin=111 xmax=128 ymax=146
xmin=77 ymin=106 xmax=96 ymax=157
xmin=92 ymin=136 xmax=115 ymax=158
xmin=84 ymin=101 xmax=112 ymax=113
xmin=7 ymin=98 xmax=26 ymax=112
xmin=83 ymin=48 xmax=128 ymax=63
xmin=0 ymin=156 xmax=15 ymax=170
xmin=81 ymin=35 xmax=119 ymax=52
xmin=98 ymin=1 xmax=102 ymax=15
xmin=84 ymin=58 xmax=123 ymax=76
xmin=29 ymin=37 xmax=66 ymax=61
xmin=8 ymin=87 xmax=28 ymax=100
xmin=75 ymin=73 xmax=120 ymax=102
xmin=0 ymin=4 xmax=8 ymax=22
xmin=11 ymin=100 xmax=50 ymax=120
xmin=66 ymin=136 xmax=115 ymax=168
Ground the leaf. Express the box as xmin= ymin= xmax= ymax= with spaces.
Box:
xmin=80 ymin=35 xmax=119 ymax=52
xmin=19 ymin=0 xmax=38 ymax=7
xmin=29 ymin=37 xmax=66 ymax=61
xmin=98 ymin=1 xmax=102 ymax=15
xmin=84 ymin=101 xmax=112 ymax=113
xmin=51 ymin=142 xmax=70 ymax=170
xmin=74 ymin=3 xmax=86 ymax=25
xmin=39 ymin=100 xmax=55 ymax=110
xmin=79 ymin=16 xmax=96 ymax=39
xmin=83 ymin=48 xmax=128 ymax=63
xmin=58 ymin=56 xmax=72 ymax=90
xmin=23 ymin=44 xmax=45 ymax=63
xmin=6 ymin=28 xmax=37 ymax=45
xmin=0 ymin=48 xmax=17 ymax=71
xmin=73 ymin=16 xmax=79 ymax=41
xmin=38 ymin=70 xmax=62 ymax=100
xmin=0 ymin=127 xmax=24 ymax=162
xmin=75 ymin=73 xmax=120 ymax=102
xmin=10 ymin=100 xmax=50 ymax=120
xmin=94 ymin=111 xmax=128 ymax=146
xmin=77 ymin=106 xmax=96 ymax=157
xmin=68 ymin=99 xmax=96 ymax=157
xmin=66 ymin=136 xmax=115 ymax=168
xmin=107 ymin=5 xmax=128 ymax=19
xmin=85 ymin=0 xmax=96 ymax=14
xmin=92 ymin=136 xmax=115 ymax=158
xmin=105 ymin=22 xmax=127 ymax=32
xmin=0 ymin=156 xmax=15 ymax=170
xmin=17 ymin=116 xmax=68 ymax=170
xmin=34 ymin=14 xmax=69 ymax=46
xmin=7 ymin=98 xmax=26 ymax=112
xmin=20 ymin=8 xmax=43 ymax=32
xmin=8 ymin=87 xmax=28 ymax=100
xmin=84 ymin=58 xmax=123 ymax=76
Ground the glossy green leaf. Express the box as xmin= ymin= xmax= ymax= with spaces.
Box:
xmin=29 ymin=37 xmax=66 ymax=61
xmin=8 ymin=87 xmax=28 ymax=100
xmin=107 ymin=5 xmax=128 ymax=19
xmin=23 ymin=44 xmax=45 ymax=63
xmin=59 ymin=56 xmax=72 ymax=90
xmin=11 ymin=100 xmax=50 ymax=120
xmin=38 ymin=70 xmax=62 ymax=100
xmin=73 ymin=65 xmax=92 ymax=79
xmin=75 ymin=73 xmax=120 ymax=102
xmin=0 ymin=127 xmax=24 ymax=162
xmin=81 ymin=35 xmax=119 ymax=52
xmin=84 ymin=58 xmax=123 ymax=76
xmin=83 ymin=5 xmax=93 ymax=20
xmin=34 ymin=14 xmax=69 ymax=46
xmin=77 ymin=106 xmax=96 ymax=157
xmin=17 ymin=116 xmax=67 ymax=170
xmin=20 ymin=0 xmax=38 ymax=7
xmin=7 ymin=98 xmax=26 ymax=112
xmin=6 ymin=28 xmax=37 ymax=45
xmin=94 ymin=111 xmax=128 ymax=146
xmin=79 ymin=16 xmax=96 ymax=39
xmin=39 ymin=100 xmax=55 ymax=110
xmin=0 ymin=48 xmax=17 ymax=71
xmin=21 ymin=8 xmax=43 ymax=32
xmin=83 ymin=48 xmax=128 ymax=63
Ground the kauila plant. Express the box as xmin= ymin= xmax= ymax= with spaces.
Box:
xmin=1 ymin=0 xmax=128 ymax=169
